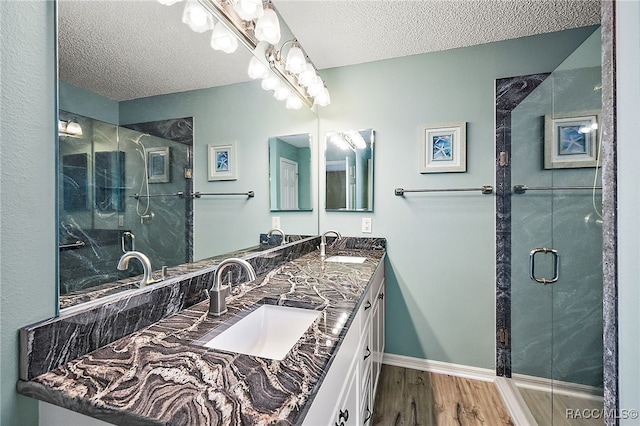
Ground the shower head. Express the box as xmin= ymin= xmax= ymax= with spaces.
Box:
xmin=131 ymin=133 xmax=150 ymax=145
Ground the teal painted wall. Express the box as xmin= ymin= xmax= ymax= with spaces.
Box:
xmin=58 ymin=80 xmax=119 ymax=125
xmin=617 ymin=0 xmax=640 ymax=421
xmin=317 ymin=27 xmax=598 ymax=369
xmin=0 ymin=1 xmax=57 ymax=425
xmin=119 ymin=83 xmax=319 ymax=259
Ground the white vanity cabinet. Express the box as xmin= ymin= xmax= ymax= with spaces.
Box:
xmin=304 ymin=264 xmax=385 ymax=426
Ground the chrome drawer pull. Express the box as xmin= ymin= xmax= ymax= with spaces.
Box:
xmin=364 ymin=346 xmax=371 ymax=361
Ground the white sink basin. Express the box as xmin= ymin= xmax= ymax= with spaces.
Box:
xmin=325 ymin=255 xmax=367 ymax=264
xmin=200 ymin=305 xmax=320 ymax=360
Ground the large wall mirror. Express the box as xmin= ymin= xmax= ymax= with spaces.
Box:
xmin=269 ymin=134 xmax=313 ymax=211
xmin=57 ymin=0 xmax=319 ymax=311
xmin=325 ymin=129 xmax=374 ymax=211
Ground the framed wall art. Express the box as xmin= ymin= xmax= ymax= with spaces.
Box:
xmin=208 ymin=141 xmax=237 ymax=181
xmin=420 ymin=122 xmax=467 ymax=173
xmin=544 ymin=111 xmax=600 ymax=169
xmin=147 ymin=147 xmax=170 ymax=183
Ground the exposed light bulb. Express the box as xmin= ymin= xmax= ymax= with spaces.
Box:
xmin=273 ymin=83 xmax=290 ymax=101
xmin=157 ymin=0 xmax=182 ymax=5
xmin=298 ymin=63 xmax=316 ymax=87
xmin=314 ymin=87 xmax=331 ymax=107
xmin=345 ymin=131 xmax=366 ymax=149
xmin=261 ymin=75 xmax=279 ymax=91
xmin=307 ymin=75 xmax=324 ymax=97
xmin=329 ymin=133 xmax=349 ymax=150
xmin=182 ymin=0 xmax=214 ymax=33
xmin=285 ymin=94 xmax=303 ymax=110
xmin=255 ymin=7 xmax=281 ymax=44
xmin=210 ymin=22 xmax=238 ymax=53
xmin=285 ymin=44 xmax=305 ymax=74
xmin=248 ymin=56 xmax=269 ymax=79
xmin=65 ymin=121 xmax=83 ymax=136
xmin=233 ymin=0 xmax=263 ymax=21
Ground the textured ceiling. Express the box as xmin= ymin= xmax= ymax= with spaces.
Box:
xmin=58 ymin=0 xmax=601 ymax=102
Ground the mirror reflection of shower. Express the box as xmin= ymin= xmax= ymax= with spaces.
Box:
xmin=125 ymin=133 xmax=154 ymax=224
xmin=58 ymin=112 xmax=193 ymax=308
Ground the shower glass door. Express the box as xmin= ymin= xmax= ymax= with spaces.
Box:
xmin=116 ymin=126 xmax=191 ymax=276
xmin=58 ymin=114 xmax=192 ymax=309
xmin=509 ymin=28 xmax=603 ymax=424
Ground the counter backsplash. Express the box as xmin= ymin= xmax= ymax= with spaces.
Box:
xmin=20 ymin=236 xmax=386 ymax=381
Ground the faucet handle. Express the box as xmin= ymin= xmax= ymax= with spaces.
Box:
xmin=208 ymin=285 xmax=231 ymax=316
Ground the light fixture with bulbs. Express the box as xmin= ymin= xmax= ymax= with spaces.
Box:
xmin=329 ymin=131 xmax=366 ymax=151
xmin=58 ymin=119 xmax=83 ymax=137
xmin=158 ymin=0 xmax=329 ymax=109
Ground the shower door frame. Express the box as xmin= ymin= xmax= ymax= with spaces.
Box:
xmin=495 ymin=72 xmax=551 ymax=378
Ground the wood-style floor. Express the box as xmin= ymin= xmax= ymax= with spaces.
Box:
xmin=372 ymin=364 xmax=514 ymax=425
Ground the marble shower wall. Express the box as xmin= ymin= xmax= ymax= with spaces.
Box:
xmin=495 ymin=73 xmax=551 ymax=377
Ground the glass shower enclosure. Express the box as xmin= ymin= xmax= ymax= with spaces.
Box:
xmin=58 ymin=112 xmax=192 ymax=308
xmin=497 ymin=27 xmax=604 ymax=424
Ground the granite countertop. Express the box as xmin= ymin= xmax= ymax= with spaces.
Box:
xmin=58 ymin=242 xmax=288 ymax=310
xmin=19 ymin=247 xmax=385 ymax=425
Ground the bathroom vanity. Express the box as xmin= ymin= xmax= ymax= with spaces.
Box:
xmin=18 ymin=237 xmax=386 ymax=425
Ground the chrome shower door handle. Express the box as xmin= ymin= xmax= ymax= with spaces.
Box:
xmin=529 ymin=248 xmax=560 ymax=284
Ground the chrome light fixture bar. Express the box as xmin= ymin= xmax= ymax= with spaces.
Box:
xmin=161 ymin=0 xmax=326 ymax=109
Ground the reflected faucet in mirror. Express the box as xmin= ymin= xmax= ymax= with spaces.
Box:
xmin=267 ymin=227 xmax=286 ymax=245
xmin=209 ymin=258 xmax=257 ymax=316
xmin=117 ymin=251 xmax=159 ymax=288
xmin=320 ymin=230 xmax=342 ymax=257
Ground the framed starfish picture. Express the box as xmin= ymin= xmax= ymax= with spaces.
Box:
xmin=208 ymin=141 xmax=238 ymax=181
xmin=544 ymin=111 xmax=600 ymax=169
xmin=420 ymin=122 xmax=466 ymax=173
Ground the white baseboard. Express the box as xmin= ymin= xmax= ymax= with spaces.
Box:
xmin=382 ymin=353 xmax=495 ymax=382
xmin=495 ymin=377 xmax=539 ymax=426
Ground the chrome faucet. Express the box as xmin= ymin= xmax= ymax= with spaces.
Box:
xmin=267 ymin=227 xmax=286 ymax=245
xmin=116 ymin=251 xmax=158 ymax=288
xmin=320 ymin=230 xmax=342 ymax=257
xmin=209 ymin=258 xmax=256 ymax=316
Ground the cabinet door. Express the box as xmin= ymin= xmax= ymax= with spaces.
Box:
xmin=361 ymin=368 xmax=373 ymax=425
xmin=334 ymin=368 xmax=359 ymax=426
xmin=371 ymin=280 xmax=385 ymax=391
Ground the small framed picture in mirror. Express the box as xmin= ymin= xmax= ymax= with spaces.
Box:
xmin=544 ymin=111 xmax=600 ymax=169
xmin=147 ymin=147 xmax=170 ymax=183
xmin=208 ymin=141 xmax=238 ymax=181
xmin=420 ymin=122 xmax=467 ymax=173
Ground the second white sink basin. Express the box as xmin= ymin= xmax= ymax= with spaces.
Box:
xmin=325 ymin=255 xmax=367 ymax=264
xmin=201 ymin=304 xmax=320 ymax=360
